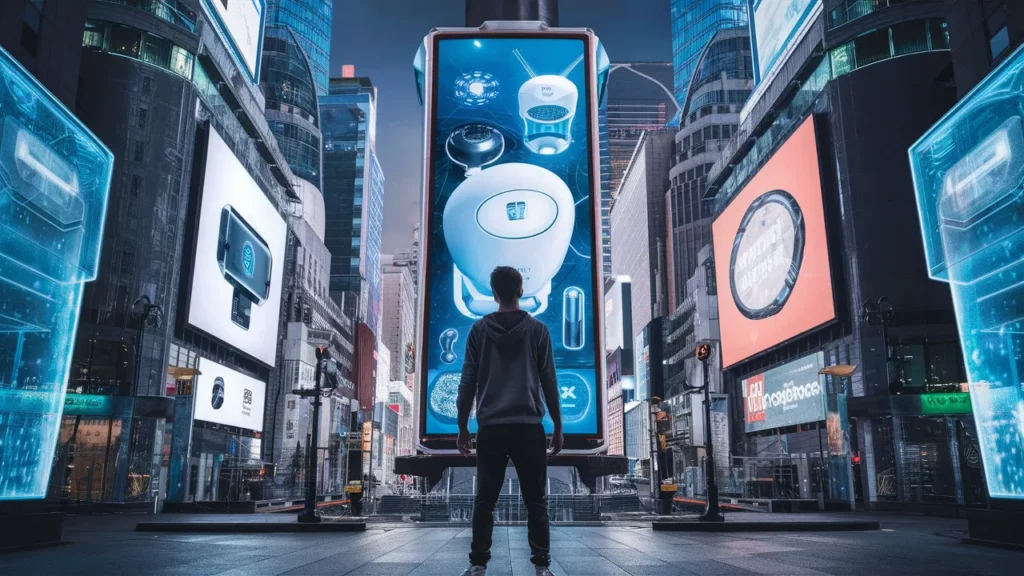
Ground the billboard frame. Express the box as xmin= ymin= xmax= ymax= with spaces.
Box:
xmin=413 ymin=22 xmax=608 ymax=454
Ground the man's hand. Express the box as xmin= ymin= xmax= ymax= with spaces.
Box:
xmin=549 ymin=427 xmax=564 ymax=456
xmin=457 ymin=429 xmax=472 ymax=455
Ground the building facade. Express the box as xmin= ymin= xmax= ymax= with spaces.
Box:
xmin=609 ymin=130 xmax=675 ymax=351
xmin=703 ymin=0 xmax=964 ymax=511
xmin=266 ymin=0 xmax=332 ymax=95
xmin=670 ymin=0 xmax=748 ymax=111
xmin=381 ymin=254 xmax=416 ymax=382
xmin=666 ymin=28 xmax=752 ymax=310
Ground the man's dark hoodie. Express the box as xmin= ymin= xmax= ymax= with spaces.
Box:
xmin=457 ymin=310 xmax=560 ymax=427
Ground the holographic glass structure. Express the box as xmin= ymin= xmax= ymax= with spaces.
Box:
xmin=0 ymin=47 xmax=113 ymax=500
xmin=909 ymin=43 xmax=1024 ymax=500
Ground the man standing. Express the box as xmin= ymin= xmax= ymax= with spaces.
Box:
xmin=457 ymin=266 xmax=563 ymax=576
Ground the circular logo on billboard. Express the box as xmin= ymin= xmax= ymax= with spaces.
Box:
xmin=556 ymin=372 xmax=591 ymax=425
xmin=211 ymin=376 xmax=225 ymax=410
xmin=729 ymin=190 xmax=805 ymax=320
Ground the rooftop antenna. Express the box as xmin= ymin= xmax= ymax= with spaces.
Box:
xmin=559 ymin=54 xmax=584 ymax=78
xmin=513 ymin=49 xmax=537 ymax=78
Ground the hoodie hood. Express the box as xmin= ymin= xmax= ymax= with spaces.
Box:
xmin=482 ymin=310 xmax=531 ymax=346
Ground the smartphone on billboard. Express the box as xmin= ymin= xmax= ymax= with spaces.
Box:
xmin=414 ymin=23 xmax=609 ymax=453
xmin=218 ymin=205 xmax=272 ymax=330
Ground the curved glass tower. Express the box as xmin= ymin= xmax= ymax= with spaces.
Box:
xmin=670 ymin=0 xmax=748 ymax=113
xmin=267 ymin=0 xmax=333 ymax=96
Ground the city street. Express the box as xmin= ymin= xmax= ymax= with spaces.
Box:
xmin=1 ymin=514 xmax=1020 ymax=575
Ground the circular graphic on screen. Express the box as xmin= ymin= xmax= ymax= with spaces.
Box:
xmin=729 ymin=190 xmax=805 ymax=320
xmin=556 ymin=372 xmax=591 ymax=425
xmin=211 ymin=377 xmax=225 ymax=410
xmin=429 ymin=372 xmax=461 ymax=425
xmin=454 ymin=72 xmax=499 ymax=107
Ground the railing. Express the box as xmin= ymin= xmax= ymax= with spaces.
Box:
xmin=98 ymin=0 xmax=197 ymax=32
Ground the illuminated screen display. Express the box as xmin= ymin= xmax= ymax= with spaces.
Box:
xmin=201 ymin=0 xmax=266 ymax=81
xmin=0 ymin=47 xmax=113 ymax=499
xmin=909 ymin=43 xmax=1024 ymax=499
xmin=188 ymin=128 xmax=286 ymax=366
xmin=749 ymin=0 xmax=820 ymax=83
xmin=713 ymin=117 xmax=835 ymax=367
xmin=194 ymin=357 xmax=267 ymax=432
xmin=420 ymin=34 xmax=604 ymax=442
xmin=742 ymin=352 xmax=826 ymax=433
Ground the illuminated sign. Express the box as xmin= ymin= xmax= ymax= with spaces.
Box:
xmin=193 ymin=357 xmax=267 ymax=432
xmin=0 ymin=47 xmax=113 ymax=500
xmin=713 ymin=117 xmax=835 ymax=367
xmin=187 ymin=128 xmax=286 ymax=365
xmin=920 ymin=393 xmax=972 ymax=416
xmin=201 ymin=0 xmax=266 ymax=81
xmin=415 ymin=25 xmax=609 ymax=453
xmin=742 ymin=352 xmax=826 ymax=433
xmin=909 ymin=42 xmax=1024 ymax=499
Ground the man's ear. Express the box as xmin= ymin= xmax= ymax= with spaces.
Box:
xmin=518 ymin=288 xmax=524 ymax=298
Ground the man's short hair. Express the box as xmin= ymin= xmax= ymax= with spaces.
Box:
xmin=490 ymin=266 xmax=522 ymax=304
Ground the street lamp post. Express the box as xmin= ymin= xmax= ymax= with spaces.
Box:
xmin=296 ymin=346 xmax=338 ymax=523
xmin=130 ymin=295 xmax=162 ymax=396
xmin=696 ymin=342 xmax=723 ymax=522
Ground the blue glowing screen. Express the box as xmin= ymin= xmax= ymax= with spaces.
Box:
xmin=422 ymin=37 xmax=601 ymax=436
xmin=909 ymin=43 xmax=1024 ymax=500
xmin=0 ymin=47 xmax=113 ymax=500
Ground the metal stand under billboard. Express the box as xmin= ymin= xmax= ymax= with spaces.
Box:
xmin=0 ymin=47 xmax=114 ymax=499
xmin=412 ymin=22 xmax=610 ymax=453
xmin=909 ymin=43 xmax=1024 ymax=501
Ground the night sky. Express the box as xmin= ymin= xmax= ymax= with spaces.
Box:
xmin=329 ymin=0 xmax=672 ymax=253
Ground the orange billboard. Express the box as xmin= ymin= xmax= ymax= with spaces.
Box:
xmin=712 ymin=117 xmax=835 ymax=367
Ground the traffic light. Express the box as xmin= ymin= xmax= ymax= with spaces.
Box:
xmin=696 ymin=342 xmax=711 ymax=361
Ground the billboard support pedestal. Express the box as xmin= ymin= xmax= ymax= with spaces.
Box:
xmin=395 ymin=454 xmax=627 ymax=492
xmin=0 ymin=502 xmax=63 ymax=551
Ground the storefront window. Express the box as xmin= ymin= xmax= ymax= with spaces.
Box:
xmin=894 ymin=416 xmax=959 ymax=504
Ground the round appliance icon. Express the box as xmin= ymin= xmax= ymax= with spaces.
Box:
xmin=556 ymin=371 xmax=591 ymax=425
xmin=211 ymin=377 xmax=225 ymax=410
xmin=729 ymin=190 xmax=805 ymax=320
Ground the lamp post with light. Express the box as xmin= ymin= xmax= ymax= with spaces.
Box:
xmin=294 ymin=346 xmax=340 ymax=523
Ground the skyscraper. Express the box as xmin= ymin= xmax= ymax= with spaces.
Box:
xmin=606 ymin=62 xmax=677 ymax=196
xmin=670 ymin=0 xmax=747 ymax=111
xmin=266 ymin=0 xmax=333 ymax=95
xmin=381 ymin=254 xmax=417 ymax=383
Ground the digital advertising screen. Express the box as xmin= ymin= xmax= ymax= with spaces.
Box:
xmin=712 ymin=117 xmax=835 ymax=368
xmin=742 ymin=352 xmax=826 ymax=433
xmin=909 ymin=42 xmax=1024 ymax=499
xmin=188 ymin=127 xmax=287 ymax=366
xmin=749 ymin=0 xmax=821 ymax=84
xmin=201 ymin=0 xmax=266 ymax=81
xmin=0 ymin=47 xmax=113 ymax=500
xmin=194 ymin=357 xmax=266 ymax=433
xmin=416 ymin=28 xmax=606 ymax=452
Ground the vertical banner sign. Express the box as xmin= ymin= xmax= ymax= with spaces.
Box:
xmin=414 ymin=24 xmax=610 ymax=452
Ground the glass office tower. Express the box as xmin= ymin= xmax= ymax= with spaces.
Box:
xmin=670 ymin=0 xmax=747 ymax=113
xmin=266 ymin=0 xmax=333 ymax=95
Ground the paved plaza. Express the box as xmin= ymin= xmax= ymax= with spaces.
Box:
xmin=1 ymin=513 xmax=1020 ymax=575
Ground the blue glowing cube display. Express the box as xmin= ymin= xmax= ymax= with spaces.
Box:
xmin=0 ymin=47 xmax=113 ymax=500
xmin=909 ymin=43 xmax=1024 ymax=500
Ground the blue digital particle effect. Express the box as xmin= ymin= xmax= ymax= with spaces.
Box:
xmin=454 ymin=72 xmax=499 ymax=107
xmin=0 ymin=46 xmax=113 ymax=500
xmin=909 ymin=42 xmax=1024 ymax=500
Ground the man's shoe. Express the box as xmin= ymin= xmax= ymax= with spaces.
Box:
xmin=460 ymin=566 xmax=486 ymax=576
xmin=535 ymin=567 xmax=554 ymax=576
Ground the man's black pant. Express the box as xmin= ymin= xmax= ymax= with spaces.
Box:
xmin=470 ymin=423 xmax=550 ymax=568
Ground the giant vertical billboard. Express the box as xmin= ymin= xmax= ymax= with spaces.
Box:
xmin=0 ymin=47 xmax=113 ymax=499
xmin=909 ymin=43 xmax=1024 ymax=500
xmin=414 ymin=25 xmax=609 ymax=453
xmin=712 ymin=117 xmax=835 ymax=367
xmin=201 ymin=0 xmax=266 ymax=81
xmin=187 ymin=127 xmax=287 ymax=366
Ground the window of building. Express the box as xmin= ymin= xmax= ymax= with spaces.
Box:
xmin=169 ymin=46 xmax=193 ymax=78
xmin=990 ymin=25 xmax=1010 ymax=61
xmin=143 ymin=33 xmax=171 ymax=68
xmin=83 ymin=21 xmax=105 ymax=50
xmin=110 ymin=24 xmax=142 ymax=58
xmin=137 ymin=106 xmax=148 ymax=130
xmin=133 ymin=140 xmax=145 ymax=162
xmin=21 ymin=0 xmax=44 ymax=56
xmin=854 ymin=27 xmax=890 ymax=67
xmin=142 ymin=76 xmax=152 ymax=95
xmin=891 ymin=20 xmax=929 ymax=57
